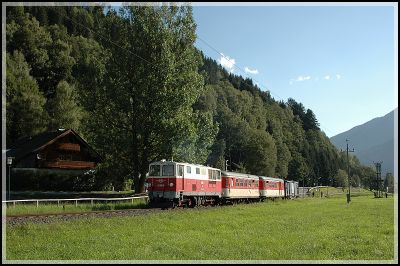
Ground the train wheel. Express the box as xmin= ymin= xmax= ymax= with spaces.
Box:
xmin=189 ymin=197 xmax=197 ymax=208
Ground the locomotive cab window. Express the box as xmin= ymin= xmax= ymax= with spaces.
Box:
xmin=162 ymin=165 xmax=174 ymax=176
xmin=186 ymin=166 xmax=191 ymax=174
xmin=196 ymin=168 xmax=200 ymax=174
xmin=149 ymin=165 xmax=161 ymax=176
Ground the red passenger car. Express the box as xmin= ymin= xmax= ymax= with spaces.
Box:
xmin=221 ymin=171 xmax=260 ymax=204
xmin=147 ymin=160 xmax=221 ymax=208
xmin=259 ymin=176 xmax=285 ymax=200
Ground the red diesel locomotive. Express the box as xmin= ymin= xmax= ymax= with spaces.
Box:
xmin=147 ymin=160 xmax=221 ymax=208
xmin=147 ymin=160 xmax=298 ymax=208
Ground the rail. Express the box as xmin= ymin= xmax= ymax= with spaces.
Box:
xmin=2 ymin=195 xmax=149 ymax=208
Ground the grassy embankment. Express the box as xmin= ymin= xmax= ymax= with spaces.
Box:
xmin=5 ymin=193 xmax=395 ymax=261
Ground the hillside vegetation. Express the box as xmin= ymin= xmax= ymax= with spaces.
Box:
xmin=6 ymin=5 xmax=380 ymax=192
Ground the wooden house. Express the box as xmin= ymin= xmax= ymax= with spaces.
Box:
xmin=6 ymin=129 xmax=101 ymax=172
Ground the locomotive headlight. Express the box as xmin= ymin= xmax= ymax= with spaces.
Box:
xmin=169 ymin=183 xmax=174 ymax=187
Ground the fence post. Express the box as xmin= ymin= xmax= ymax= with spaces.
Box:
xmin=75 ymin=200 xmax=78 ymax=207
xmin=91 ymin=199 xmax=93 ymax=206
xmin=36 ymin=200 xmax=39 ymax=208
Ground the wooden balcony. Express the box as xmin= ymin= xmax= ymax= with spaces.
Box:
xmin=42 ymin=160 xmax=96 ymax=169
xmin=58 ymin=143 xmax=81 ymax=152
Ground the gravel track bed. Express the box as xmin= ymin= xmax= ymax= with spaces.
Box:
xmin=5 ymin=208 xmax=164 ymax=225
xmin=5 ymin=205 xmax=227 ymax=226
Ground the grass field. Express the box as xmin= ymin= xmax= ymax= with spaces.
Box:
xmin=5 ymin=195 xmax=396 ymax=262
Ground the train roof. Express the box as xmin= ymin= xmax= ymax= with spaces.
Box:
xmin=150 ymin=161 xmax=220 ymax=170
xmin=221 ymin=171 xmax=259 ymax=179
xmin=259 ymin=176 xmax=284 ymax=182
xmin=284 ymin=180 xmax=299 ymax=183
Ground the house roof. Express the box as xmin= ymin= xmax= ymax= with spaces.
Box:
xmin=6 ymin=129 xmax=102 ymax=162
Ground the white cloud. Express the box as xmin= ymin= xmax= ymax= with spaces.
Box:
xmin=218 ymin=53 xmax=236 ymax=73
xmin=324 ymin=75 xmax=330 ymax=80
xmin=296 ymin=75 xmax=311 ymax=82
xmin=245 ymin=67 xmax=259 ymax=74
xmin=336 ymin=74 xmax=341 ymax=79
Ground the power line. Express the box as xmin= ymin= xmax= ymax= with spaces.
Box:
xmin=57 ymin=8 xmax=155 ymax=67
xmin=197 ymin=35 xmax=337 ymax=137
xmin=59 ymin=7 xmax=337 ymax=136
xmin=197 ymin=35 xmax=284 ymax=101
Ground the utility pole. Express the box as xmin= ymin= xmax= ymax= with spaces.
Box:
xmin=373 ymin=161 xmax=383 ymax=198
xmin=341 ymin=139 xmax=354 ymax=204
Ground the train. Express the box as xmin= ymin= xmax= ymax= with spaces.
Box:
xmin=146 ymin=160 xmax=299 ymax=208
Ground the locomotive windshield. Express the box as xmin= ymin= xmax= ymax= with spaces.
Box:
xmin=162 ymin=165 xmax=174 ymax=176
xmin=149 ymin=164 xmax=176 ymax=176
xmin=149 ymin=165 xmax=161 ymax=176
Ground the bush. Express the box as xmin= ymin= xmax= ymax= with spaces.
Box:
xmin=10 ymin=169 xmax=99 ymax=191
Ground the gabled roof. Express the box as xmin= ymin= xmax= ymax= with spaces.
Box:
xmin=6 ymin=129 xmax=102 ymax=162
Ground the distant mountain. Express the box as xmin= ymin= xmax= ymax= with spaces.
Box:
xmin=330 ymin=108 xmax=397 ymax=176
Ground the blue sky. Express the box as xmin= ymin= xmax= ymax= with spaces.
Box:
xmin=192 ymin=4 xmax=397 ymax=137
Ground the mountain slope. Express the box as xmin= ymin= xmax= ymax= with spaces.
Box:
xmin=330 ymin=108 xmax=397 ymax=175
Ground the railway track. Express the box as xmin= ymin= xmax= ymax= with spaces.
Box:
xmin=5 ymin=204 xmax=224 ymax=225
xmin=5 ymin=207 xmax=165 ymax=225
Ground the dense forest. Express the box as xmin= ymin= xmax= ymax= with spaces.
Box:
xmin=6 ymin=5 xmax=382 ymax=193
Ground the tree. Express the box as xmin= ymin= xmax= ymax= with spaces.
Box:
xmin=242 ymin=128 xmax=277 ymax=176
xmin=46 ymin=80 xmax=83 ymax=131
xmin=334 ymin=169 xmax=348 ymax=188
xmin=288 ymin=152 xmax=310 ymax=183
xmin=303 ymin=109 xmax=320 ymax=131
xmin=89 ymin=5 xmax=206 ymax=193
xmin=6 ymin=13 xmax=52 ymax=90
xmin=384 ymin=173 xmax=394 ymax=193
xmin=6 ymin=51 xmax=48 ymax=144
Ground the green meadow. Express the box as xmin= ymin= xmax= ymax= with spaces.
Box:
xmin=5 ymin=194 xmax=396 ymax=261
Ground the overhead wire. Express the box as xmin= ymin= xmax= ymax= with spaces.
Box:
xmin=57 ymin=6 xmax=336 ymax=136
xmin=196 ymin=35 xmax=337 ymax=137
